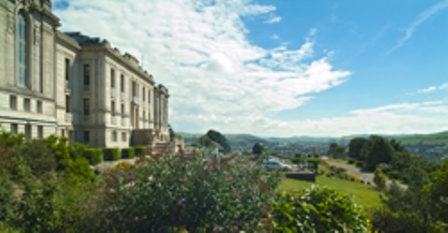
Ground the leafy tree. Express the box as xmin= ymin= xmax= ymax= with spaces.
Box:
xmin=361 ymin=135 xmax=394 ymax=171
xmin=348 ymin=137 xmax=368 ymax=160
xmin=327 ymin=142 xmax=344 ymax=159
xmin=423 ymin=160 xmax=448 ymax=223
xmin=252 ymin=142 xmax=264 ymax=155
xmin=373 ymin=168 xmax=387 ymax=190
xmin=389 ymin=139 xmax=405 ymax=152
xmin=198 ymin=130 xmax=231 ymax=153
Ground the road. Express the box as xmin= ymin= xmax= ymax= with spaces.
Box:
xmin=325 ymin=161 xmax=407 ymax=190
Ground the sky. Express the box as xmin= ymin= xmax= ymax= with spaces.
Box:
xmin=53 ymin=0 xmax=448 ymax=137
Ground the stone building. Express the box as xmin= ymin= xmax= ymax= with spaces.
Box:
xmin=0 ymin=0 xmax=171 ymax=148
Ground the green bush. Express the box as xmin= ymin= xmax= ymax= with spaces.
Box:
xmin=0 ymin=175 xmax=15 ymax=224
xmin=93 ymin=152 xmax=282 ymax=232
xmin=82 ymin=148 xmax=103 ymax=166
xmin=121 ymin=148 xmax=135 ymax=159
xmin=271 ymin=186 xmax=367 ymax=232
xmin=103 ymin=148 xmax=120 ymax=161
xmin=133 ymin=146 xmax=147 ymax=157
xmin=348 ymin=159 xmax=356 ymax=165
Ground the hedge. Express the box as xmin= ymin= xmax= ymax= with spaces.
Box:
xmin=134 ymin=146 xmax=147 ymax=157
xmin=121 ymin=148 xmax=135 ymax=159
xmin=103 ymin=147 xmax=121 ymax=161
xmin=82 ymin=148 xmax=103 ymax=166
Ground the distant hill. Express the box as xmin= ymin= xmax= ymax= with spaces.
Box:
xmin=178 ymin=132 xmax=267 ymax=151
xmin=394 ymin=131 xmax=448 ymax=146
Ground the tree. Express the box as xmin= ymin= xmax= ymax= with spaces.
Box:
xmin=373 ymin=168 xmax=387 ymax=190
xmin=348 ymin=137 xmax=368 ymax=160
xmin=252 ymin=143 xmax=264 ymax=155
xmin=327 ymin=143 xmax=344 ymax=159
xmin=389 ymin=139 xmax=405 ymax=152
xmin=362 ymin=135 xmax=394 ymax=171
xmin=424 ymin=160 xmax=448 ymax=223
xmin=205 ymin=130 xmax=231 ymax=153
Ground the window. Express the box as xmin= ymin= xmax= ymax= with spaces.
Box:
xmin=120 ymin=74 xmax=124 ymax=92
xmin=61 ymin=129 xmax=65 ymax=137
xmin=25 ymin=124 xmax=31 ymax=140
xmin=148 ymin=90 xmax=151 ymax=103
xmin=83 ymin=131 xmax=90 ymax=144
xmin=143 ymin=87 xmax=145 ymax=101
xmin=112 ymin=131 xmax=117 ymax=142
xmin=10 ymin=124 xmax=18 ymax=134
xmin=121 ymin=103 xmax=124 ymax=116
xmin=83 ymin=64 xmax=90 ymax=86
xmin=37 ymin=126 xmax=43 ymax=139
xmin=36 ymin=100 xmax=42 ymax=113
xmin=83 ymin=98 xmax=90 ymax=115
xmin=18 ymin=11 xmax=28 ymax=87
xmin=23 ymin=98 xmax=30 ymax=112
xmin=111 ymin=68 xmax=115 ymax=88
xmin=65 ymin=95 xmax=71 ymax=112
xmin=10 ymin=95 xmax=17 ymax=110
xmin=132 ymin=81 xmax=136 ymax=97
xmin=111 ymin=101 xmax=115 ymax=116
xmin=121 ymin=132 xmax=126 ymax=141
xmin=65 ymin=58 xmax=70 ymax=82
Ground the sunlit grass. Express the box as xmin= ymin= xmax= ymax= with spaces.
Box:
xmin=278 ymin=176 xmax=382 ymax=210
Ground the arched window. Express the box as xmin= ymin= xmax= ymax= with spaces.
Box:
xmin=17 ymin=11 xmax=28 ymax=87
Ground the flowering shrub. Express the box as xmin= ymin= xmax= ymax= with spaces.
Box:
xmin=93 ymin=151 xmax=281 ymax=232
xmin=271 ymin=186 xmax=367 ymax=232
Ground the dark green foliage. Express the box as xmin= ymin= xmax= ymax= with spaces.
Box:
xmin=92 ymin=153 xmax=281 ymax=232
xmin=389 ymin=139 xmax=405 ymax=152
xmin=121 ymin=147 xmax=135 ymax=159
xmin=252 ymin=142 xmax=264 ymax=154
xmin=0 ymin=175 xmax=15 ymax=224
xmin=21 ymin=139 xmax=58 ymax=178
xmin=307 ymin=158 xmax=320 ymax=171
xmin=373 ymin=168 xmax=387 ymax=190
xmin=134 ymin=146 xmax=147 ymax=157
xmin=424 ymin=160 xmax=448 ymax=223
xmin=327 ymin=142 xmax=344 ymax=158
xmin=103 ymin=147 xmax=121 ymax=161
xmin=271 ymin=186 xmax=367 ymax=232
xmin=82 ymin=148 xmax=103 ymax=166
xmin=355 ymin=161 xmax=364 ymax=168
xmin=348 ymin=137 xmax=368 ymax=160
xmin=361 ymin=135 xmax=394 ymax=171
xmin=348 ymin=158 xmax=356 ymax=164
xmin=198 ymin=130 xmax=230 ymax=154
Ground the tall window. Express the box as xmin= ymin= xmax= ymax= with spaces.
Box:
xmin=65 ymin=58 xmax=70 ymax=83
xmin=25 ymin=124 xmax=31 ymax=140
xmin=11 ymin=124 xmax=18 ymax=134
xmin=37 ymin=126 xmax=43 ymax=139
xmin=148 ymin=90 xmax=151 ymax=103
xmin=18 ymin=11 xmax=28 ymax=87
xmin=111 ymin=101 xmax=115 ymax=116
xmin=83 ymin=64 xmax=90 ymax=86
xmin=23 ymin=98 xmax=30 ymax=112
xmin=65 ymin=95 xmax=71 ymax=112
xmin=36 ymin=100 xmax=42 ymax=113
xmin=111 ymin=68 xmax=115 ymax=88
xmin=143 ymin=87 xmax=145 ymax=101
xmin=83 ymin=131 xmax=90 ymax=144
xmin=132 ymin=81 xmax=136 ymax=97
xmin=121 ymin=103 xmax=124 ymax=116
xmin=83 ymin=98 xmax=90 ymax=115
xmin=10 ymin=95 xmax=17 ymax=110
xmin=120 ymin=74 xmax=124 ymax=92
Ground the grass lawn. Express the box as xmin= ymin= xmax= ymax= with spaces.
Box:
xmin=278 ymin=176 xmax=382 ymax=210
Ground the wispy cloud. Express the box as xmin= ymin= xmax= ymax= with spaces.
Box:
xmin=390 ymin=0 xmax=448 ymax=53
xmin=264 ymin=15 xmax=281 ymax=24
xmin=416 ymin=82 xmax=448 ymax=94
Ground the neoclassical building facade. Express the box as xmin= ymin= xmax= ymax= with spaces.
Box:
xmin=0 ymin=0 xmax=171 ymax=148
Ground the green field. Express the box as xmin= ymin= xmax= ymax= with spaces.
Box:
xmin=278 ymin=176 xmax=382 ymax=210
xmin=396 ymin=131 xmax=448 ymax=146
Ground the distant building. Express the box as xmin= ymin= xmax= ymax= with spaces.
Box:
xmin=0 ymin=0 xmax=171 ymax=148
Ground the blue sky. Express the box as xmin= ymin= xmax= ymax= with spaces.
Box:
xmin=53 ymin=0 xmax=448 ymax=137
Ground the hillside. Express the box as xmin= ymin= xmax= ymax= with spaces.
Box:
xmin=395 ymin=131 xmax=448 ymax=146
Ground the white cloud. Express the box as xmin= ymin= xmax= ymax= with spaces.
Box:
xmin=416 ymin=82 xmax=448 ymax=94
xmin=52 ymin=0 xmax=448 ymax=137
xmin=271 ymin=34 xmax=280 ymax=40
xmin=390 ymin=0 xmax=448 ymax=52
xmin=264 ymin=16 xmax=281 ymax=24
